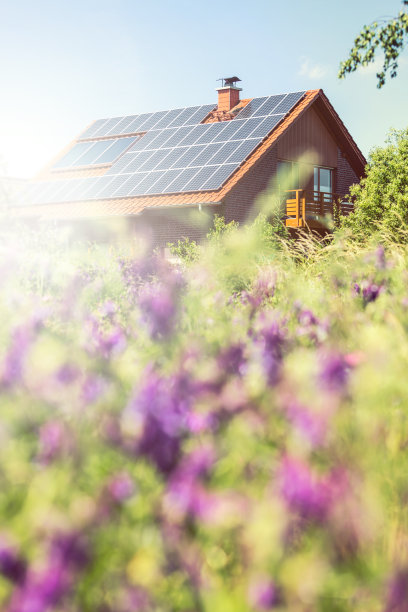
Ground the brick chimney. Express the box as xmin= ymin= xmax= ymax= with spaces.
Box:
xmin=216 ymin=76 xmax=242 ymax=112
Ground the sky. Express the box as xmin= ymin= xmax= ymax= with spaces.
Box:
xmin=0 ymin=0 xmax=407 ymax=178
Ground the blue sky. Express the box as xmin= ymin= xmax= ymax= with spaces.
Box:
xmin=0 ymin=0 xmax=407 ymax=178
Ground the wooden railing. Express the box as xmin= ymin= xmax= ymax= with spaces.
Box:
xmin=285 ymin=189 xmax=354 ymax=228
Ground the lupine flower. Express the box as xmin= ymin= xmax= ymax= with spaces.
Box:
xmin=55 ymin=363 xmax=80 ymax=385
xmin=375 ymin=245 xmax=387 ymax=270
xmin=217 ymin=342 xmax=246 ymax=376
xmin=279 ymin=456 xmax=333 ymax=522
xmin=255 ymin=316 xmax=286 ymax=385
xmin=286 ymin=401 xmax=327 ymax=447
xmin=248 ymin=577 xmax=280 ymax=610
xmin=164 ymin=446 xmax=217 ymax=521
xmin=319 ymin=352 xmax=349 ymax=392
xmin=87 ymin=317 xmax=126 ymax=359
xmin=384 ymin=568 xmax=408 ymax=612
xmin=353 ymin=280 xmax=384 ymax=305
xmin=8 ymin=531 xmax=88 ymax=612
xmin=138 ymin=270 xmax=184 ymax=340
xmin=81 ymin=374 xmax=106 ymax=404
xmin=1 ymin=322 xmax=37 ymax=388
xmin=125 ymin=369 xmax=193 ymax=474
xmin=107 ymin=472 xmax=135 ymax=503
xmin=0 ymin=540 xmax=26 ymax=584
xmin=38 ymin=420 xmax=72 ymax=464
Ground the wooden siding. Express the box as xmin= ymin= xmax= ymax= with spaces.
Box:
xmin=277 ymin=106 xmax=338 ymax=169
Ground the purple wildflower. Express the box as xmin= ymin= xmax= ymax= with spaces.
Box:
xmin=38 ymin=421 xmax=72 ymax=464
xmin=375 ymin=245 xmax=387 ymax=270
xmin=138 ymin=278 xmax=181 ymax=340
xmin=248 ymin=577 xmax=280 ymax=610
xmin=1 ymin=320 xmax=39 ymax=388
xmin=55 ymin=363 xmax=80 ymax=385
xmin=81 ymin=375 xmax=106 ymax=404
xmin=0 ymin=540 xmax=27 ymax=584
xmin=279 ymin=456 xmax=333 ymax=522
xmin=384 ymin=568 xmax=408 ymax=612
xmin=165 ymin=445 xmax=217 ymax=521
xmin=217 ymin=342 xmax=246 ymax=376
xmin=107 ymin=472 xmax=135 ymax=503
xmin=286 ymin=401 xmax=327 ymax=447
xmin=319 ymin=352 xmax=349 ymax=392
xmin=255 ymin=316 xmax=286 ymax=386
xmin=8 ymin=531 xmax=88 ymax=612
xmin=87 ymin=317 xmax=126 ymax=359
xmin=125 ymin=369 xmax=193 ymax=475
xmin=353 ymin=280 xmax=384 ymax=305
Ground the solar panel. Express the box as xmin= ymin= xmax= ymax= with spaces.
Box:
xmin=130 ymin=171 xmax=166 ymax=195
xmin=234 ymin=97 xmax=269 ymax=119
xmin=231 ymin=117 xmax=264 ymax=140
xmin=53 ymin=142 xmax=95 ymax=169
xmin=95 ymin=175 xmax=127 ymax=199
xmin=93 ymin=137 xmax=137 ymax=164
xmin=79 ymin=118 xmax=110 ymax=140
xmin=212 ymin=119 xmax=247 ymax=142
xmin=153 ymin=108 xmax=184 ymax=131
xmin=92 ymin=117 xmax=124 ymax=138
xmin=205 ymin=141 xmax=240 ymax=165
xmin=226 ymin=138 xmax=261 ymax=164
xmin=178 ymin=124 xmax=211 ymax=146
xmin=186 ymin=104 xmax=214 ymax=125
xmin=167 ymin=107 xmax=199 ymax=128
xmin=250 ymin=115 xmax=283 ymax=138
xmin=195 ymin=123 xmax=224 ymax=145
xmin=182 ymin=165 xmax=219 ymax=191
xmin=273 ymin=91 xmax=305 ymax=114
xmin=171 ymin=146 xmax=202 ymax=169
xmin=163 ymin=167 xmax=200 ymax=193
xmin=147 ymin=168 xmax=184 ymax=194
xmin=29 ymin=90 xmax=307 ymax=204
xmin=120 ymin=150 xmax=155 ymax=174
xmin=72 ymin=140 xmax=113 ymax=166
xmin=189 ymin=143 xmax=220 ymax=167
xmin=107 ymin=115 xmax=138 ymax=136
xmin=163 ymin=126 xmax=195 ymax=148
xmin=114 ymin=173 xmax=149 ymax=197
xmin=200 ymin=164 xmax=236 ymax=190
xmin=252 ymin=95 xmax=286 ymax=117
xmin=137 ymin=149 xmax=170 ymax=172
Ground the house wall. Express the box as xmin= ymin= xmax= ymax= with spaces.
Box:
xmin=277 ymin=106 xmax=338 ymax=169
xmin=130 ymin=205 xmax=220 ymax=248
xmin=336 ymin=148 xmax=360 ymax=196
xmin=222 ymin=145 xmax=278 ymax=225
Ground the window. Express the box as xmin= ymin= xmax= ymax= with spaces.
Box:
xmin=277 ymin=160 xmax=299 ymax=191
xmin=314 ymin=167 xmax=333 ymax=194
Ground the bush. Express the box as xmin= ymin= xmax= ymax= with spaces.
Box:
xmin=1 ymin=223 xmax=408 ymax=610
xmin=342 ymin=127 xmax=408 ymax=240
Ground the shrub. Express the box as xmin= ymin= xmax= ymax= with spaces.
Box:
xmin=342 ymin=127 xmax=408 ymax=240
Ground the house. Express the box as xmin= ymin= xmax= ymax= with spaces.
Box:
xmin=13 ymin=78 xmax=366 ymax=245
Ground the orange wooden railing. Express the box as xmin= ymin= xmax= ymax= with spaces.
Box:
xmin=285 ymin=189 xmax=354 ymax=228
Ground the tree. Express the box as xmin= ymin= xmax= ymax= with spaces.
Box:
xmin=341 ymin=127 xmax=408 ymax=239
xmin=339 ymin=1 xmax=408 ymax=88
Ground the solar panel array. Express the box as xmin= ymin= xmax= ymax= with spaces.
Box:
xmin=22 ymin=91 xmax=306 ymax=206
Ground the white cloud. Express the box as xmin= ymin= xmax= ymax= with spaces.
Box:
xmin=298 ymin=57 xmax=329 ymax=80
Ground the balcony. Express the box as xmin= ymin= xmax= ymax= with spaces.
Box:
xmin=285 ymin=189 xmax=354 ymax=229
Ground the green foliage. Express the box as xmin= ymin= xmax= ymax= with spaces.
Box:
xmin=341 ymin=127 xmax=408 ymax=240
xmin=206 ymin=214 xmax=239 ymax=245
xmin=339 ymin=0 xmax=408 ymax=87
xmin=167 ymin=236 xmax=201 ymax=263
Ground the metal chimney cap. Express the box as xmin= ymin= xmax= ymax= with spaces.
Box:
xmin=217 ymin=76 xmax=241 ymax=87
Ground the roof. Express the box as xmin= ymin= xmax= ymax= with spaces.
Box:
xmin=13 ymin=89 xmax=366 ymax=219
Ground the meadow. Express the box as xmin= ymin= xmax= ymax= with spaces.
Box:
xmin=0 ymin=217 xmax=408 ymax=611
